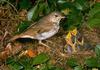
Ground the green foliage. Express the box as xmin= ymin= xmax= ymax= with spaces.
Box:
xmin=48 ymin=66 xmax=64 ymax=70
xmin=6 ymin=0 xmax=100 ymax=30
xmin=8 ymin=62 xmax=23 ymax=70
xmin=6 ymin=53 xmax=64 ymax=70
xmin=85 ymin=57 xmax=100 ymax=68
xmin=18 ymin=0 xmax=32 ymax=9
xmin=74 ymin=0 xmax=89 ymax=11
xmin=6 ymin=53 xmax=49 ymax=70
xmin=27 ymin=4 xmax=38 ymax=21
xmin=32 ymin=53 xmax=49 ymax=65
xmin=6 ymin=57 xmax=24 ymax=70
xmin=27 ymin=0 xmax=49 ymax=21
xmin=15 ymin=21 xmax=31 ymax=34
xmin=95 ymin=44 xmax=100 ymax=57
xmin=67 ymin=58 xmax=78 ymax=67
xmin=47 ymin=0 xmax=58 ymax=11
xmin=87 ymin=3 xmax=100 ymax=28
xmin=15 ymin=0 xmax=90 ymax=30
xmin=58 ymin=0 xmax=89 ymax=30
xmin=66 ymin=57 xmax=84 ymax=70
xmin=89 ymin=3 xmax=100 ymax=18
xmin=74 ymin=66 xmax=83 ymax=70
xmin=38 ymin=64 xmax=64 ymax=70
xmin=67 ymin=45 xmax=100 ymax=69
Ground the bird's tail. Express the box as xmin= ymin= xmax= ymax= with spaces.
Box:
xmin=9 ymin=34 xmax=34 ymax=42
xmin=9 ymin=35 xmax=22 ymax=42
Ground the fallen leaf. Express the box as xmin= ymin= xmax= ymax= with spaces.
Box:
xmin=96 ymin=0 xmax=100 ymax=2
xmin=26 ymin=49 xmax=38 ymax=57
xmin=19 ymin=9 xmax=27 ymax=21
xmin=65 ymin=32 xmax=72 ymax=40
xmin=71 ymin=28 xmax=77 ymax=36
xmin=0 ymin=35 xmax=3 ymax=41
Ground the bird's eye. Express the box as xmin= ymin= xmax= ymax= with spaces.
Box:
xmin=55 ymin=14 xmax=58 ymax=17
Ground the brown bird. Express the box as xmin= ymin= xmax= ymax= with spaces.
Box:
xmin=10 ymin=12 xmax=65 ymax=47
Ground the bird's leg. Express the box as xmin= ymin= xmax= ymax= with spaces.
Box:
xmin=45 ymin=40 xmax=53 ymax=44
xmin=39 ymin=40 xmax=50 ymax=48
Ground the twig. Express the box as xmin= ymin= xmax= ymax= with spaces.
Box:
xmin=72 ymin=51 xmax=95 ymax=56
xmin=0 ymin=19 xmax=18 ymax=21
xmin=0 ymin=42 xmax=23 ymax=60
xmin=1 ymin=0 xmax=18 ymax=14
xmin=1 ymin=31 xmax=8 ymax=42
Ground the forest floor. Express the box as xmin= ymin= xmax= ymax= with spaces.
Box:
xmin=0 ymin=4 xmax=100 ymax=70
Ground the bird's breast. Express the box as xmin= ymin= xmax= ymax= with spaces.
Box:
xmin=34 ymin=25 xmax=60 ymax=40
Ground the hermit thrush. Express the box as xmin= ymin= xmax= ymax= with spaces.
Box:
xmin=10 ymin=12 xmax=65 ymax=47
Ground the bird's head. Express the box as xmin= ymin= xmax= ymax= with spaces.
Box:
xmin=48 ymin=12 xmax=65 ymax=23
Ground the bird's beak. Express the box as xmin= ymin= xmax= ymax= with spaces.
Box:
xmin=61 ymin=16 xmax=65 ymax=19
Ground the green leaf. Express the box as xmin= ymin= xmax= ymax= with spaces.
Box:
xmin=32 ymin=3 xmax=46 ymax=20
xmin=19 ymin=56 xmax=32 ymax=67
xmin=74 ymin=0 xmax=89 ymax=11
xmin=63 ymin=10 xmax=82 ymax=30
xmin=16 ymin=21 xmax=31 ymax=34
xmin=6 ymin=57 xmax=24 ymax=70
xmin=88 ymin=3 xmax=100 ymax=28
xmin=87 ymin=3 xmax=100 ymax=28
xmin=38 ymin=3 xmax=46 ymax=13
xmin=29 ymin=7 xmax=38 ymax=21
xmin=32 ymin=53 xmax=49 ymax=65
xmin=43 ymin=4 xmax=50 ymax=15
xmin=37 ymin=64 xmax=48 ymax=70
xmin=89 ymin=3 xmax=100 ymax=18
xmin=48 ymin=66 xmax=63 ymax=70
xmin=58 ymin=2 xmax=74 ymax=10
xmin=6 ymin=57 xmax=15 ymax=64
xmin=58 ymin=0 xmax=67 ymax=4
xmin=27 ymin=4 xmax=38 ymax=21
xmin=59 ymin=2 xmax=82 ymax=30
xmin=47 ymin=0 xmax=58 ymax=11
xmin=19 ymin=0 xmax=32 ymax=9
xmin=8 ymin=62 xmax=23 ymax=70
xmin=74 ymin=66 xmax=83 ymax=70
xmin=27 ymin=2 xmax=49 ymax=21
xmin=88 ymin=18 xmax=100 ymax=28
xmin=85 ymin=57 xmax=100 ymax=68
xmin=95 ymin=44 xmax=100 ymax=57
xmin=67 ymin=58 xmax=78 ymax=68
xmin=93 ymin=12 xmax=100 ymax=19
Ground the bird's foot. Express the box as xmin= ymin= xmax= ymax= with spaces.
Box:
xmin=39 ymin=40 xmax=50 ymax=49
xmin=45 ymin=40 xmax=53 ymax=44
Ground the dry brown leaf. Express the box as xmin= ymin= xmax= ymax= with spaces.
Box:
xmin=26 ymin=49 xmax=38 ymax=57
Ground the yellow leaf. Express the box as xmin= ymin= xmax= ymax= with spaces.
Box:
xmin=71 ymin=28 xmax=77 ymax=36
xmin=61 ymin=8 xmax=71 ymax=15
xmin=66 ymin=32 xmax=72 ymax=40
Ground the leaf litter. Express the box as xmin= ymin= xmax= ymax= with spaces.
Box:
xmin=0 ymin=3 xmax=99 ymax=70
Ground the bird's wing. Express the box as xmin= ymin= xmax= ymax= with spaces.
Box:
xmin=23 ymin=21 xmax=54 ymax=36
xmin=10 ymin=21 xmax=54 ymax=41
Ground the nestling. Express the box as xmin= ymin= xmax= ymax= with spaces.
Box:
xmin=10 ymin=12 xmax=65 ymax=47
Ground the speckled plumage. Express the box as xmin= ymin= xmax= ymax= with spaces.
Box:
xmin=10 ymin=12 xmax=64 ymax=44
